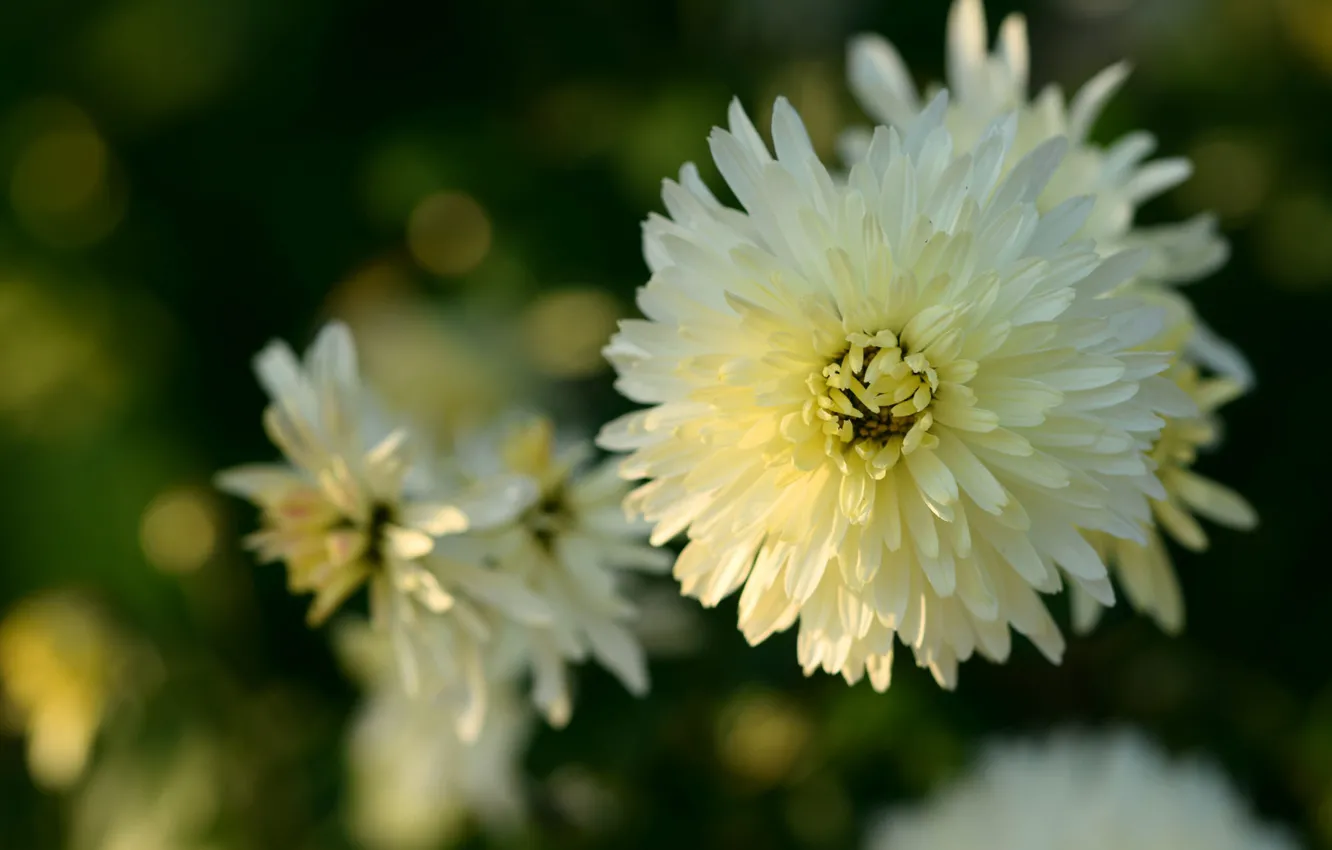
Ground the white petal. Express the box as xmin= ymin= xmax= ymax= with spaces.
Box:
xmin=847 ymin=34 xmax=921 ymax=128
xmin=1068 ymin=61 xmax=1131 ymax=142
xmin=1172 ymin=470 xmax=1257 ymax=530
xmin=398 ymin=502 xmax=470 ymax=536
xmin=214 ymin=464 xmax=304 ymax=499
xmin=443 ymin=560 xmax=552 ymax=626
xmin=456 ymin=474 xmax=540 ymax=530
xmin=946 ymin=0 xmax=989 ymax=101
xmin=583 ymin=618 xmax=650 ymax=696
xmin=384 ymin=525 xmax=434 ymax=560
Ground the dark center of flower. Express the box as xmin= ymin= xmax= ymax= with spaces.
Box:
xmin=525 ymin=486 xmax=571 ymax=552
xmin=835 ymin=345 xmax=920 ymax=446
xmin=367 ymin=502 xmax=395 ymax=566
xmin=336 ymin=502 xmax=395 ymax=569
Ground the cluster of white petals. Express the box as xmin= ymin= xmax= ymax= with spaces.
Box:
xmin=601 ymin=91 xmax=1194 ymax=689
xmin=434 ymin=416 xmax=671 ymax=727
xmin=868 ymin=730 xmax=1297 ymax=850
xmin=839 ymin=0 xmax=1259 ymax=636
xmin=845 ymin=0 xmax=1251 ymax=388
xmin=1078 ymin=291 xmax=1257 ymax=634
xmin=336 ymin=620 xmax=531 ymax=850
xmin=218 ymin=322 xmax=656 ymax=739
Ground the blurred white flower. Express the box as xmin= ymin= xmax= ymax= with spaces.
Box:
xmin=217 ymin=322 xmax=550 ymax=739
xmin=868 ymin=730 xmax=1297 ymax=850
xmin=845 ymin=0 xmax=1251 ymax=388
xmin=600 ymin=95 xmax=1189 ymax=690
xmin=440 ymin=415 xmax=671 ymax=727
xmin=336 ymin=619 xmax=531 ymax=850
xmin=1078 ymin=292 xmax=1256 ymax=634
xmin=68 ymin=732 xmax=231 ymax=850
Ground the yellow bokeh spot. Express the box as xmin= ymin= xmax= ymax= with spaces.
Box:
xmin=324 ymin=256 xmax=421 ymax=323
xmin=83 ymin=0 xmax=246 ymax=119
xmin=545 ymin=766 xmax=622 ymax=836
xmin=1318 ymin=786 xmax=1332 ymax=847
xmin=1258 ymin=192 xmax=1332 ymax=292
xmin=784 ymin=774 xmax=853 ymax=846
xmin=1179 ymin=135 xmax=1271 ymax=223
xmin=0 ymin=279 xmax=125 ymax=438
xmin=529 ymin=83 xmax=630 ymax=162
xmin=1283 ymin=0 xmax=1332 ymax=77
xmin=362 ymin=140 xmax=451 ymax=226
xmin=716 ymin=690 xmax=811 ymax=788
xmin=13 ymin=132 xmax=107 ymax=216
xmin=70 ymin=731 xmax=226 ymax=850
xmin=140 ymin=487 xmax=219 ymax=573
xmin=0 ymin=594 xmax=119 ymax=789
xmin=521 ymin=288 xmax=621 ymax=379
xmin=7 ymin=100 xmax=124 ymax=248
xmin=343 ymin=299 xmax=526 ymax=441
xmin=407 ymin=191 xmax=492 ymax=277
xmin=615 ymin=87 xmax=721 ymax=204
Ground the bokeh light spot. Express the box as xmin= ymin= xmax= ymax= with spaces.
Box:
xmin=0 ymin=595 xmax=120 ymax=790
xmin=140 ymin=487 xmax=219 ymax=574
xmin=1180 ymin=135 xmax=1271 ymax=223
xmin=784 ymin=774 xmax=852 ymax=846
xmin=0 ymin=279 xmax=126 ymax=438
xmin=407 ymin=192 xmax=492 ymax=277
xmin=1282 ymin=0 xmax=1332 ymax=77
xmin=529 ymin=83 xmax=630 ymax=162
xmin=521 ymin=288 xmax=621 ymax=379
xmin=717 ymin=690 xmax=811 ymax=788
xmin=1257 ymin=191 xmax=1332 ymax=292
xmin=7 ymin=101 xmax=124 ymax=248
xmin=325 ymin=256 xmax=422 ymax=320
xmin=83 ymin=0 xmax=247 ymax=119
xmin=615 ymin=87 xmax=721 ymax=204
xmin=343 ymin=299 xmax=526 ymax=441
xmin=13 ymin=133 xmax=106 ymax=216
xmin=544 ymin=766 xmax=622 ymax=837
xmin=362 ymin=141 xmax=453 ymax=227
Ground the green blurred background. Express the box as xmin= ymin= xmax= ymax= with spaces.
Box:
xmin=0 ymin=0 xmax=1329 ymax=847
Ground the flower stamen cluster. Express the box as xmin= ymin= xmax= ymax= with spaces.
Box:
xmin=812 ymin=328 xmax=951 ymax=469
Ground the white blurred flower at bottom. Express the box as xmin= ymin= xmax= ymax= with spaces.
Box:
xmin=335 ymin=619 xmax=532 ymax=850
xmin=867 ymin=729 xmax=1297 ymax=850
xmin=68 ymin=732 xmax=230 ymax=850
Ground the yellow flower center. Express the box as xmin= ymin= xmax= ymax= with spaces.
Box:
xmin=810 ymin=330 xmax=940 ymax=463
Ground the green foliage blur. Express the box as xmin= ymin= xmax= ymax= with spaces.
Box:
xmin=0 ymin=0 xmax=1329 ymax=848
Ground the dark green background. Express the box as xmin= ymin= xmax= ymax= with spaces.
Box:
xmin=0 ymin=0 xmax=1329 ymax=847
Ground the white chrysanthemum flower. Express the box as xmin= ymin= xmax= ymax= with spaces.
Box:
xmin=217 ymin=322 xmax=550 ymax=739
xmin=437 ymin=415 xmax=671 ymax=727
xmin=868 ymin=730 xmax=1298 ymax=850
xmin=600 ymin=94 xmax=1193 ymax=690
xmin=845 ymin=0 xmax=1251 ymax=388
xmin=1077 ymin=292 xmax=1257 ymax=634
xmin=336 ymin=620 xmax=531 ymax=850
